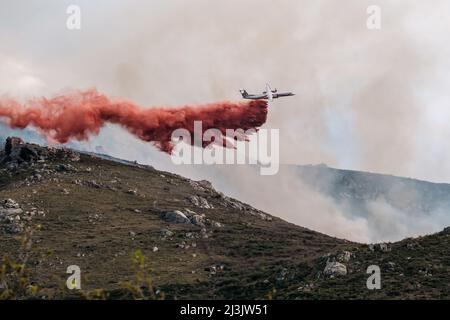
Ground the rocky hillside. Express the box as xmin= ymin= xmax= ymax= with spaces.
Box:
xmin=0 ymin=138 xmax=449 ymax=299
xmin=295 ymin=164 xmax=450 ymax=217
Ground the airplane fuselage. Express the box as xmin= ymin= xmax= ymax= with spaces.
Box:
xmin=240 ymin=84 xmax=294 ymax=101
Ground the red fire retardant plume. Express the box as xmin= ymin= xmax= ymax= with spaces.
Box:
xmin=0 ymin=89 xmax=268 ymax=153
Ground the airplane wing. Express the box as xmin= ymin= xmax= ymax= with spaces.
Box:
xmin=247 ymin=94 xmax=268 ymax=99
xmin=242 ymin=93 xmax=268 ymax=99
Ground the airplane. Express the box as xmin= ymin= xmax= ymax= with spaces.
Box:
xmin=240 ymin=83 xmax=295 ymax=101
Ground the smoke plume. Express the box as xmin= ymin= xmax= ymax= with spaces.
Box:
xmin=0 ymin=89 xmax=268 ymax=153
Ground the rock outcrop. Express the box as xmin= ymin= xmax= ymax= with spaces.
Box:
xmin=0 ymin=199 xmax=24 ymax=234
xmin=162 ymin=210 xmax=191 ymax=224
xmin=187 ymin=195 xmax=214 ymax=209
xmin=323 ymin=261 xmax=348 ymax=277
xmin=0 ymin=137 xmax=80 ymax=172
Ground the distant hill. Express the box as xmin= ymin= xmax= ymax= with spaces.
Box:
xmin=295 ymin=164 xmax=450 ymax=217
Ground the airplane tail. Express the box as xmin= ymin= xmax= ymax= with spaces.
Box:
xmin=240 ymin=89 xmax=248 ymax=98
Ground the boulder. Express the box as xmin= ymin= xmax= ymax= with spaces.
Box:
xmin=0 ymin=208 xmax=23 ymax=218
xmin=368 ymin=243 xmax=390 ymax=252
xmin=379 ymin=243 xmax=391 ymax=252
xmin=222 ymin=196 xmax=272 ymax=221
xmin=5 ymin=137 xmax=24 ymax=154
xmin=187 ymin=195 xmax=214 ymax=209
xmin=1 ymin=137 xmax=41 ymax=167
xmin=161 ymin=228 xmax=174 ymax=238
xmin=0 ymin=199 xmax=25 ymax=233
xmin=0 ymin=199 xmax=23 ymax=220
xmin=6 ymin=223 xmax=24 ymax=234
xmin=162 ymin=210 xmax=191 ymax=224
xmin=191 ymin=214 xmax=206 ymax=227
xmin=126 ymin=189 xmax=138 ymax=196
xmin=337 ymin=251 xmax=352 ymax=263
xmin=56 ymin=164 xmax=77 ymax=172
xmin=188 ymin=180 xmax=214 ymax=192
xmin=209 ymin=221 xmax=224 ymax=228
xmin=323 ymin=261 xmax=347 ymax=277
xmin=2 ymin=199 xmax=20 ymax=209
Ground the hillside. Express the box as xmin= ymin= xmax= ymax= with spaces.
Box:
xmin=0 ymin=138 xmax=449 ymax=299
xmin=295 ymin=164 xmax=450 ymax=217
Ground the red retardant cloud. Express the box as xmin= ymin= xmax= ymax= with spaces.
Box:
xmin=0 ymin=89 xmax=268 ymax=153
